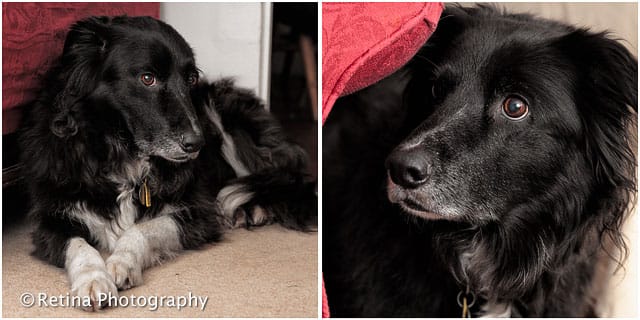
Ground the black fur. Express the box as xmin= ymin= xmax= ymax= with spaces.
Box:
xmin=199 ymin=79 xmax=318 ymax=230
xmin=323 ymin=6 xmax=636 ymax=317
xmin=20 ymin=16 xmax=315 ymax=272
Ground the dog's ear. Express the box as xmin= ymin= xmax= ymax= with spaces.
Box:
xmin=559 ymin=30 xmax=637 ymax=110
xmin=50 ymin=111 xmax=78 ymax=138
xmin=556 ymin=30 xmax=636 ymax=263
xmin=50 ymin=16 xmax=112 ymax=137
xmin=555 ymin=30 xmax=637 ymax=188
xmin=62 ymin=16 xmax=112 ymax=64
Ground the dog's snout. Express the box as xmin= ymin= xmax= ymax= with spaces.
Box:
xmin=386 ymin=148 xmax=432 ymax=189
xmin=180 ymin=131 xmax=204 ymax=153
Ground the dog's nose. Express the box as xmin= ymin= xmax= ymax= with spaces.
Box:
xmin=385 ymin=148 xmax=432 ymax=188
xmin=180 ymin=132 xmax=204 ymax=153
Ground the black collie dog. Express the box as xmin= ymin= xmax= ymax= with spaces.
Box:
xmin=323 ymin=6 xmax=637 ymax=317
xmin=19 ymin=16 xmax=315 ymax=311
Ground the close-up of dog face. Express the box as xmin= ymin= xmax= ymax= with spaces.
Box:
xmin=59 ymin=16 xmax=204 ymax=163
xmin=322 ymin=4 xmax=637 ymax=317
xmin=387 ymin=6 xmax=637 ymax=225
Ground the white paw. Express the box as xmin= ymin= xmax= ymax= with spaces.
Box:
xmin=249 ymin=206 xmax=272 ymax=226
xmin=70 ymin=268 xmax=118 ymax=312
xmin=106 ymin=251 xmax=143 ymax=290
xmin=230 ymin=206 xmax=274 ymax=229
xmin=217 ymin=183 xmax=254 ymax=218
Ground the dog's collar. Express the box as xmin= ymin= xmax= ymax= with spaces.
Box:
xmin=138 ymin=178 xmax=152 ymax=207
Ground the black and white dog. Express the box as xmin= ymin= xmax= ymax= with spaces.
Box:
xmin=323 ymin=5 xmax=636 ymax=317
xmin=19 ymin=16 xmax=316 ymax=311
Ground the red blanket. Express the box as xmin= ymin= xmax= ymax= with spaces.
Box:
xmin=321 ymin=2 xmax=443 ymax=124
xmin=2 ymin=2 xmax=159 ymax=133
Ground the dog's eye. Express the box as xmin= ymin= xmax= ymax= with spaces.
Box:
xmin=140 ymin=73 xmax=156 ymax=86
xmin=187 ymin=73 xmax=198 ymax=86
xmin=502 ymin=96 xmax=528 ymax=120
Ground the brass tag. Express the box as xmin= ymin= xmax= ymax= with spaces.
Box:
xmin=139 ymin=179 xmax=151 ymax=207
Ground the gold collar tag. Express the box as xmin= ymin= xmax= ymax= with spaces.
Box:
xmin=139 ymin=179 xmax=151 ymax=207
xmin=457 ymin=289 xmax=475 ymax=318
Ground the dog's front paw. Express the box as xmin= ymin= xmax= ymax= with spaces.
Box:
xmin=106 ymin=251 xmax=143 ymax=290
xmin=70 ymin=269 xmax=118 ymax=312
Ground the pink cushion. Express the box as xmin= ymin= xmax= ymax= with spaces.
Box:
xmin=321 ymin=2 xmax=443 ymax=124
xmin=2 ymin=2 xmax=159 ymax=133
xmin=322 ymin=277 xmax=330 ymax=317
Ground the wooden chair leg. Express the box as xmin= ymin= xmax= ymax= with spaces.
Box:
xmin=299 ymin=34 xmax=318 ymax=121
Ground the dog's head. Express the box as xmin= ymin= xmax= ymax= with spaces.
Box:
xmin=387 ymin=6 xmax=637 ymax=227
xmin=51 ymin=16 xmax=204 ymax=163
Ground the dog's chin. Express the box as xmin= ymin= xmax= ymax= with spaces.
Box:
xmin=396 ymin=199 xmax=447 ymax=220
xmin=158 ymin=151 xmax=200 ymax=163
xmin=387 ymin=177 xmax=448 ymax=221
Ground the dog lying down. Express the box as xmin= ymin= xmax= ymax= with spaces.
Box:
xmin=19 ymin=16 xmax=316 ymax=311
xmin=323 ymin=5 xmax=637 ymax=317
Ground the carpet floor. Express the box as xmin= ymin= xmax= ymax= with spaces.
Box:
xmin=3 ymin=222 xmax=317 ymax=317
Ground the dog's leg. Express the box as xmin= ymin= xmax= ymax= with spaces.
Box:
xmin=217 ymin=182 xmax=257 ymax=225
xmin=204 ymin=80 xmax=316 ymax=230
xmin=217 ymin=170 xmax=317 ymax=231
xmin=208 ymin=80 xmax=309 ymax=172
xmin=105 ymin=201 xmax=223 ymax=290
xmin=32 ymin=216 xmax=118 ymax=312
xmin=105 ymin=215 xmax=181 ymax=290
xmin=66 ymin=237 xmax=118 ymax=312
xmin=202 ymin=100 xmax=250 ymax=177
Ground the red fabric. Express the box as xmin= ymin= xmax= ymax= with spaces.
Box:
xmin=321 ymin=4 xmax=443 ymax=316
xmin=321 ymin=2 xmax=444 ymax=124
xmin=322 ymin=277 xmax=330 ymax=318
xmin=2 ymin=2 xmax=159 ymax=134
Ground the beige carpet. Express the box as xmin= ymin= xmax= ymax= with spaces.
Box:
xmin=3 ymin=222 xmax=317 ymax=318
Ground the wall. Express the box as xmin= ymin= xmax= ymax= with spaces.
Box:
xmin=160 ymin=3 xmax=272 ymax=102
xmin=499 ymin=2 xmax=637 ymax=55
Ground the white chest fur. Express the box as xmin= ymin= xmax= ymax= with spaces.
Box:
xmin=69 ymin=160 xmax=149 ymax=252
